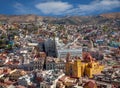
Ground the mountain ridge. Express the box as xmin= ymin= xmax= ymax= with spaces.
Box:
xmin=0 ymin=12 xmax=120 ymax=25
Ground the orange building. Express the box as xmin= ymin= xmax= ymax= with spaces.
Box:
xmin=84 ymin=81 xmax=97 ymax=88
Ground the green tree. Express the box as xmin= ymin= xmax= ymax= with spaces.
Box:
xmin=103 ymin=25 xmax=108 ymax=32
xmin=6 ymin=44 xmax=12 ymax=50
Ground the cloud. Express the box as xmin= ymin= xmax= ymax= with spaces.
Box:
xmin=35 ymin=0 xmax=120 ymax=15
xmin=77 ymin=0 xmax=120 ymax=15
xmin=13 ymin=0 xmax=120 ymax=16
xmin=35 ymin=1 xmax=73 ymax=15
xmin=14 ymin=2 xmax=27 ymax=14
xmin=13 ymin=2 xmax=37 ymax=14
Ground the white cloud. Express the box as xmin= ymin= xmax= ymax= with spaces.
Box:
xmin=14 ymin=2 xmax=27 ymax=14
xmin=35 ymin=1 xmax=73 ymax=15
xmin=14 ymin=0 xmax=120 ymax=16
xmin=78 ymin=0 xmax=120 ymax=14
xmin=13 ymin=2 xmax=37 ymax=14
xmin=35 ymin=0 xmax=120 ymax=15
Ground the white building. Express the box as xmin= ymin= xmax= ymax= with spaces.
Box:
xmin=18 ymin=74 xmax=33 ymax=87
xmin=55 ymin=37 xmax=82 ymax=59
xmin=57 ymin=48 xmax=82 ymax=59
xmin=39 ymin=70 xmax=65 ymax=88
xmin=44 ymin=37 xmax=82 ymax=58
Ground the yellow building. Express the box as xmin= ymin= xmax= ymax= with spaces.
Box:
xmin=66 ymin=59 xmax=82 ymax=78
xmin=85 ymin=61 xmax=104 ymax=78
xmin=65 ymin=53 xmax=104 ymax=78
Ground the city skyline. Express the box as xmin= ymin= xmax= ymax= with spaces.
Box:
xmin=0 ymin=0 xmax=120 ymax=16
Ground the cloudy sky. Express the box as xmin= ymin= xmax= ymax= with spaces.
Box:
xmin=0 ymin=0 xmax=120 ymax=16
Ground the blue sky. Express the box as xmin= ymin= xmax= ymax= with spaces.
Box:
xmin=0 ymin=0 xmax=120 ymax=16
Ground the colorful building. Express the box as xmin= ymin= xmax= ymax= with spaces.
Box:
xmin=65 ymin=53 xmax=104 ymax=78
xmin=84 ymin=81 xmax=97 ymax=88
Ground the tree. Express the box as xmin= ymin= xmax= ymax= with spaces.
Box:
xmin=0 ymin=40 xmax=3 ymax=45
xmin=6 ymin=44 xmax=12 ymax=50
xmin=103 ymin=25 xmax=108 ymax=33
xmin=1 ymin=34 xmax=6 ymax=39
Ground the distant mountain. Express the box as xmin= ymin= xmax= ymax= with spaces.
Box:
xmin=100 ymin=12 xmax=120 ymax=19
xmin=44 ymin=12 xmax=120 ymax=25
xmin=0 ymin=12 xmax=120 ymax=25
xmin=0 ymin=14 xmax=43 ymax=23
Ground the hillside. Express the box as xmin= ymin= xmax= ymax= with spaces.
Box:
xmin=0 ymin=14 xmax=43 ymax=22
xmin=100 ymin=12 xmax=120 ymax=19
xmin=0 ymin=12 xmax=120 ymax=25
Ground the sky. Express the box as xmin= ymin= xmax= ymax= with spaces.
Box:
xmin=0 ymin=0 xmax=120 ymax=16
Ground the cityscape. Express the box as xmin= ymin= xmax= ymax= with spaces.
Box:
xmin=0 ymin=0 xmax=120 ymax=88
